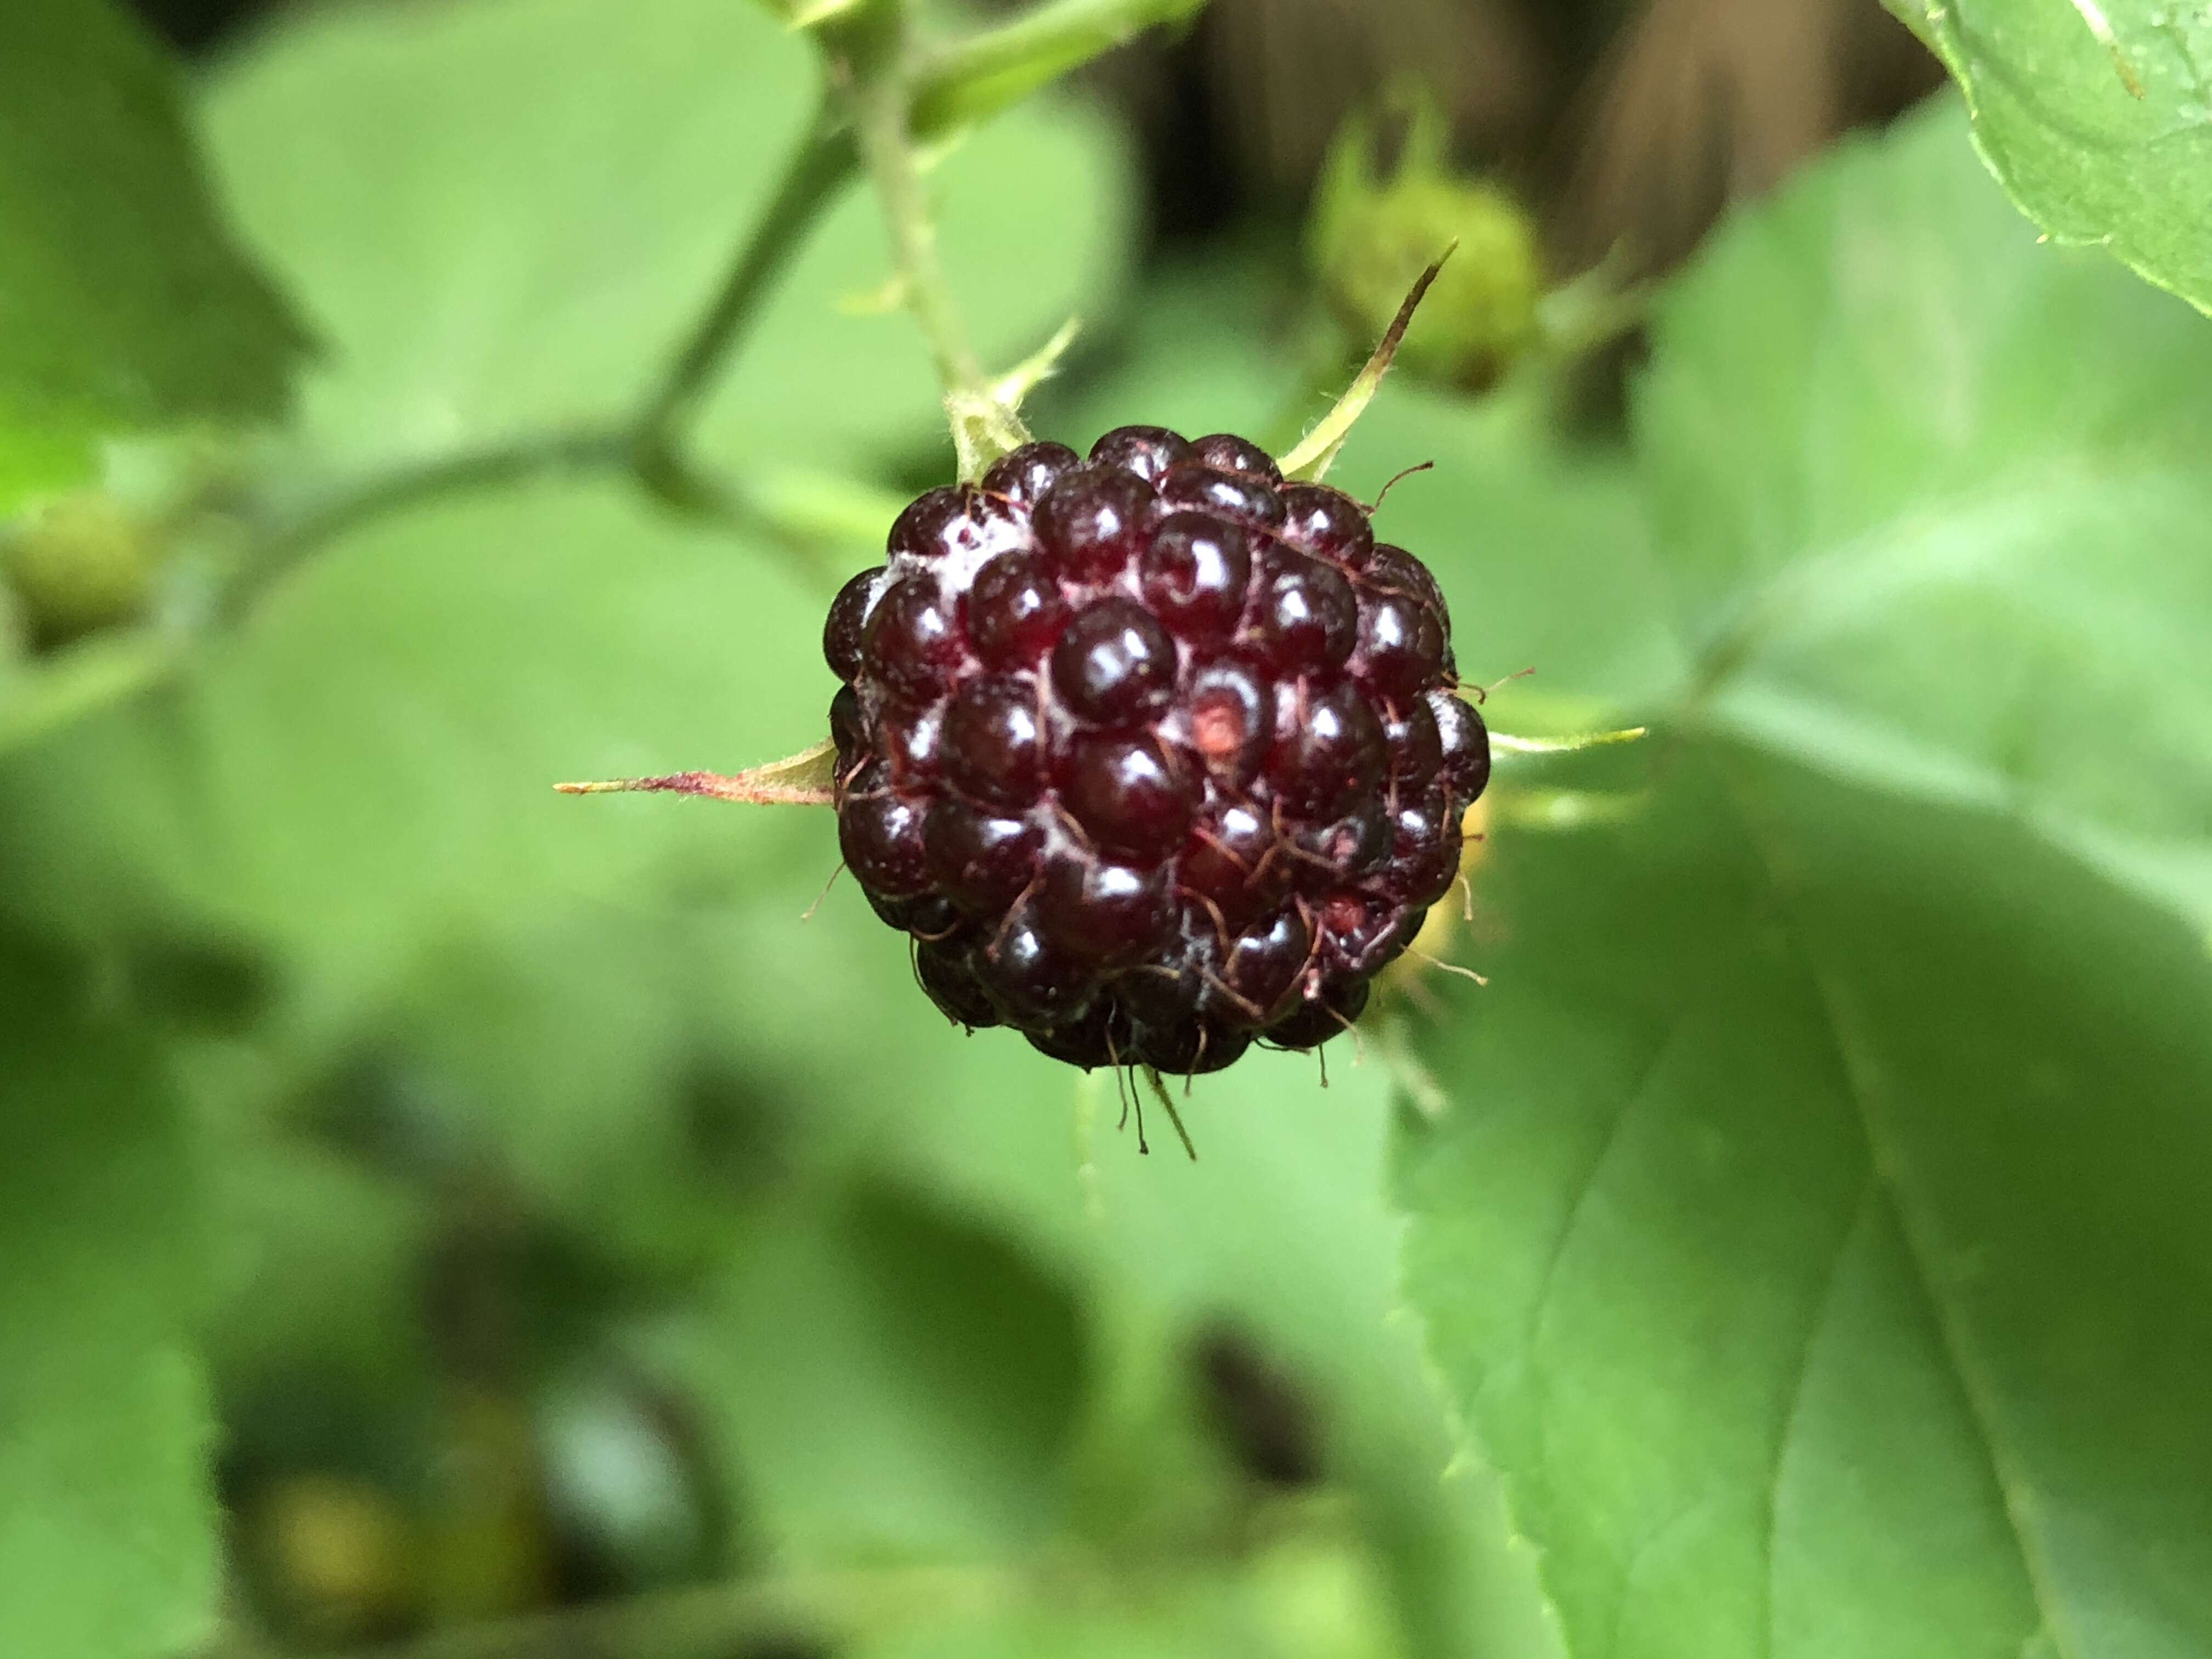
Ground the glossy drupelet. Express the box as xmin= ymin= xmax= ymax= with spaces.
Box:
xmin=823 ymin=426 xmax=1491 ymax=1075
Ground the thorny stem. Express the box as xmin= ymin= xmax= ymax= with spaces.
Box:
xmin=845 ymin=49 xmax=985 ymax=399
xmin=827 ymin=7 xmax=1041 ymax=479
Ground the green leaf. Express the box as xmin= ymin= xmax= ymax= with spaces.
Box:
xmin=200 ymin=0 xmax=1135 ymax=477
xmin=1397 ymin=96 xmax=2212 ymax=1659
xmin=1641 ymin=99 xmax=2212 ymax=933
xmin=0 ymin=936 xmax=217 ymax=1658
xmin=0 ymin=0 xmax=308 ymax=514
xmin=1400 ymin=749 xmax=2212 ymax=1658
xmin=1886 ymin=1 xmax=2212 ymax=314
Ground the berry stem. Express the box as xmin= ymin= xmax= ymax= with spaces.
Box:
xmin=831 ymin=9 xmax=988 ymax=398
xmin=822 ymin=1 xmax=1081 ymax=482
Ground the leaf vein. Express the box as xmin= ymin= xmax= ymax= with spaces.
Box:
xmin=1716 ymin=757 xmax=2084 ymax=1659
xmin=1762 ymin=1177 xmax=1877 ymax=1659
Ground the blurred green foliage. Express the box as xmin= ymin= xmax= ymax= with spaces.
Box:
xmin=0 ymin=0 xmax=306 ymax=516
xmin=3 ymin=2 xmax=2211 ymax=1658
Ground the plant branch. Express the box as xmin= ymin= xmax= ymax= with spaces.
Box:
xmin=631 ymin=106 xmax=859 ymax=449
xmin=910 ymin=0 xmax=1209 ymax=136
xmin=223 ymin=426 xmax=631 ymax=621
xmin=825 ymin=6 xmax=1052 ymax=480
xmin=224 ymin=91 xmax=868 ymax=619
xmin=212 ymin=0 xmax=1214 ymax=622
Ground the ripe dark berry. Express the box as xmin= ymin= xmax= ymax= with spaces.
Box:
xmin=1036 ymin=466 xmax=1155 ymax=582
xmin=1258 ymin=978 xmax=1369 ymax=1051
xmin=1064 ymin=731 xmax=1195 ymax=860
xmin=917 ymin=940 xmax=1000 ymax=1029
xmin=838 ymin=772 xmax=932 ymax=900
xmin=1188 ymin=433 xmax=1282 ymax=479
xmin=876 ymin=701 xmax=943 ymax=788
xmin=864 ymin=577 xmax=962 ymax=704
xmin=1356 ymin=588 xmax=1448 ymax=703
xmin=1215 ymin=907 xmax=1311 ymax=1028
xmin=1430 ymin=690 xmax=1492 ymax=802
xmin=1279 ymin=483 xmax=1374 ymax=571
xmin=1140 ymin=513 xmax=1250 ymax=640
xmin=888 ymin=486 xmax=1025 ymax=566
xmin=979 ymin=918 xmax=1094 ymax=1027
xmin=1089 ymin=425 xmax=1189 ymax=482
xmin=925 ymin=800 xmax=1041 ymax=915
xmin=1160 ymin=463 xmax=1285 ymax=529
xmin=1267 ymin=680 xmax=1385 ymax=816
xmin=1294 ymin=793 xmax=1393 ymax=880
xmin=1029 ymin=1004 xmax=1127 ymax=1070
xmin=941 ymin=677 xmax=1044 ymax=809
xmin=966 ymin=550 xmax=1068 ymax=672
xmin=981 ymin=441 xmax=1081 ymax=505
xmin=1366 ymin=541 xmax=1451 ymax=629
xmin=1383 ymin=697 xmax=1443 ymax=798
xmin=830 ymin=684 xmax=866 ymax=760
xmin=1182 ymin=799 xmax=1290 ymax=929
xmin=825 ymin=567 xmax=885 ymax=682
xmin=1052 ymin=597 xmax=1177 ymax=726
xmin=828 ymin=426 xmax=1491 ymax=1079
xmin=1037 ymin=858 xmax=1172 ymax=966
xmin=1250 ymin=548 xmax=1358 ymax=674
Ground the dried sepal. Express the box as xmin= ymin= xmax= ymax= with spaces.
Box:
xmin=1278 ymin=246 xmax=1454 ymax=483
xmin=1489 ymin=725 xmax=1647 ymax=758
xmin=555 ymin=739 xmax=838 ymax=806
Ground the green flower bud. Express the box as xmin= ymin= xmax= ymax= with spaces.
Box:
xmin=1308 ymin=86 xmax=1543 ymax=391
xmin=0 ymin=492 xmax=154 ymax=649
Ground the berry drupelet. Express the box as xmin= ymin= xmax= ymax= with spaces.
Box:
xmin=823 ymin=426 xmax=1490 ymax=1076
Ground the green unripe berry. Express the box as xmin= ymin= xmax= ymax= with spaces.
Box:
xmin=0 ymin=493 xmax=154 ymax=648
xmin=1308 ymin=88 xmax=1543 ymax=391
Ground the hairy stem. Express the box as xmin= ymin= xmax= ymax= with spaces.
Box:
xmin=834 ymin=16 xmax=986 ymax=400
